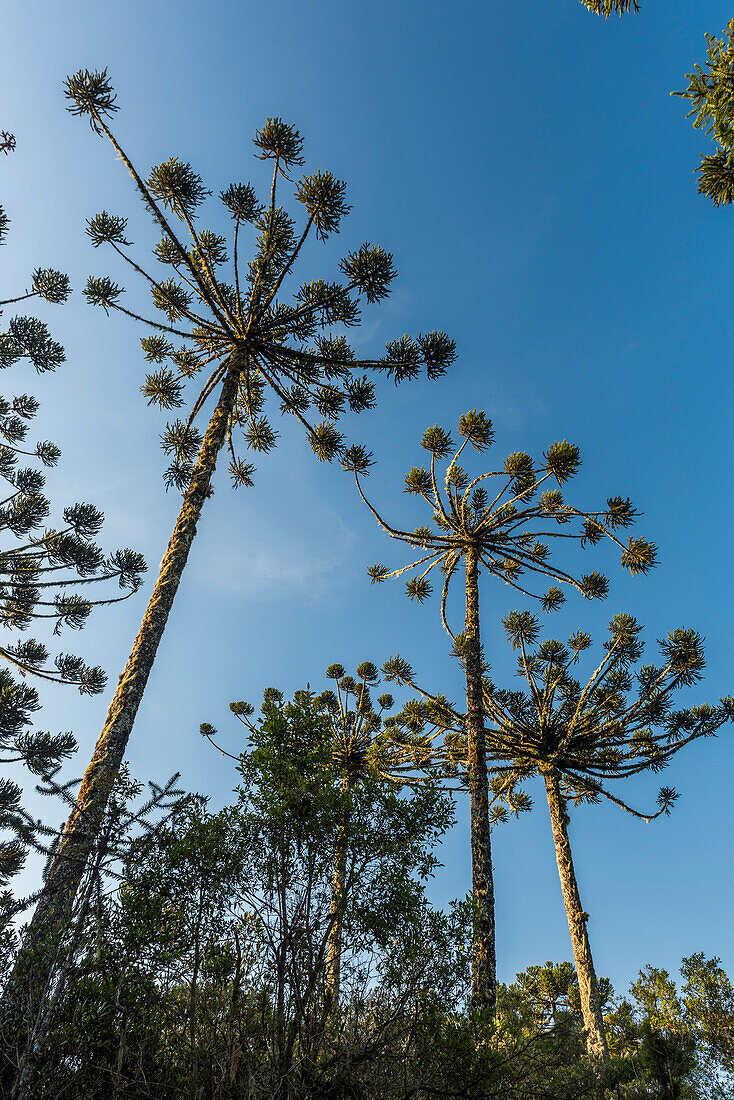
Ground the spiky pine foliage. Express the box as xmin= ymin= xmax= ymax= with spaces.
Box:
xmin=375 ymin=663 xmax=531 ymax=820
xmin=315 ymin=661 xmax=394 ymax=783
xmin=0 ymin=218 xmax=145 ymax=896
xmin=362 ymin=675 xmax=465 ymax=788
xmin=207 ymin=662 xmax=405 ymax=787
xmin=489 ymin=612 xmax=732 ymax=813
xmin=0 ymin=205 xmax=69 ymax=375
xmin=383 ymin=613 xmax=733 ymax=821
xmin=349 ymin=410 xmax=657 ymax=633
xmin=506 ymin=961 xmax=613 ymax=1033
xmin=581 ymin=0 xmax=638 ymax=16
xmin=382 ymin=615 xmax=731 ymax=1057
xmin=0 ymin=667 xmax=78 ymax=889
xmin=0 ymin=221 xmax=145 ymax=690
xmin=0 ymin=388 xmax=145 ymax=689
xmin=67 ymin=69 xmax=455 ymax=491
xmin=675 ymin=20 xmax=734 ymax=207
xmin=217 ymin=664 xmax=457 ymax=796
xmin=352 ymin=412 xmax=656 ymax=1012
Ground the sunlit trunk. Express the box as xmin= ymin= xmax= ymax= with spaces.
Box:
xmin=10 ymin=814 xmax=113 ymax=1100
xmin=464 ymin=549 xmax=496 ymax=1010
xmin=325 ymin=777 xmax=350 ymax=1009
xmin=543 ymin=769 xmax=608 ymax=1059
xmin=3 ymin=355 xmax=242 ymax=1044
xmin=189 ymin=888 xmax=206 ymax=1100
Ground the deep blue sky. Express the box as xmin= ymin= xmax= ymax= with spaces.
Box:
xmin=3 ymin=0 xmax=734 ymax=996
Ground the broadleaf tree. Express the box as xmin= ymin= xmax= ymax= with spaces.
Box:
xmin=202 ymin=662 xmax=447 ymax=1014
xmin=14 ymin=67 xmax=456 ymax=1017
xmin=199 ymin=684 xmax=454 ymax=1091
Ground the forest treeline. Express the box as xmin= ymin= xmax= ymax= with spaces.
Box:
xmin=3 ymin=6 xmax=734 ymax=1098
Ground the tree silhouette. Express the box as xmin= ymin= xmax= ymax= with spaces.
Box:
xmin=347 ymin=411 xmax=656 ymax=1009
xmin=19 ymin=65 xmax=455 ymax=1019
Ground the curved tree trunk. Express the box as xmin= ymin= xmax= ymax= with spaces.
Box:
xmin=324 ymin=777 xmax=350 ymax=1010
xmin=463 ymin=549 xmax=496 ymax=1010
xmin=3 ymin=355 xmax=242 ymax=1030
xmin=543 ymin=769 xmax=608 ymax=1059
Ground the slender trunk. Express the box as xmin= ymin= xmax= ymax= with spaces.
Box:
xmin=275 ymin=839 xmax=288 ymax=1086
xmin=222 ymin=928 xmax=242 ymax=1096
xmin=4 ymin=355 xmax=242 ymax=1022
xmin=463 ymin=549 xmax=496 ymax=1010
xmin=111 ymin=1015 xmax=127 ymax=1100
xmin=324 ymin=777 xmax=350 ymax=1011
xmin=190 ymin=888 xmax=205 ymax=1100
xmin=10 ymin=816 xmax=111 ymax=1100
xmin=543 ymin=769 xmax=608 ymax=1059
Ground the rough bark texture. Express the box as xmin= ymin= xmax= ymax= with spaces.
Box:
xmin=4 ymin=356 xmax=242 ymax=1023
xmin=544 ymin=769 xmax=609 ymax=1059
xmin=464 ymin=549 xmax=497 ymax=1010
xmin=325 ymin=778 xmax=350 ymax=1009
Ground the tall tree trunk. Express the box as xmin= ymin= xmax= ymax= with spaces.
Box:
xmin=543 ymin=769 xmax=608 ymax=1059
xmin=10 ymin=812 xmax=114 ymax=1100
xmin=463 ymin=549 xmax=496 ymax=1010
xmin=3 ymin=354 xmax=242 ymax=1027
xmin=190 ymin=887 xmax=206 ymax=1100
xmin=324 ymin=777 xmax=350 ymax=1010
xmin=222 ymin=927 xmax=242 ymax=1096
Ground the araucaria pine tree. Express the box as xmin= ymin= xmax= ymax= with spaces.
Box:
xmin=580 ymin=0 xmax=638 ymax=16
xmin=489 ymin=612 xmax=732 ymax=1057
xmin=16 ymin=67 xmax=455 ymax=1009
xmin=675 ymin=20 xmax=734 ymax=207
xmin=0 ymin=210 xmax=145 ymax=892
xmin=388 ymin=613 xmax=733 ymax=1057
xmin=346 ymin=410 xmax=656 ymax=1009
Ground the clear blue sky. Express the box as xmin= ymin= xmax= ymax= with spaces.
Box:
xmin=3 ymin=0 xmax=734 ymax=997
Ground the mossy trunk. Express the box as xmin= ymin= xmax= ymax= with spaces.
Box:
xmin=325 ymin=777 xmax=350 ymax=1010
xmin=3 ymin=356 xmax=242 ymax=1033
xmin=464 ymin=549 xmax=496 ymax=1010
xmin=543 ymin=769 xmax=608 ymax=1059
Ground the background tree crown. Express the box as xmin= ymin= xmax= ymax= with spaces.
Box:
xmin=348 ymin=410 xmax=657 ymax=635
xmin=377 ymin=613 xmax=734 ymax=824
